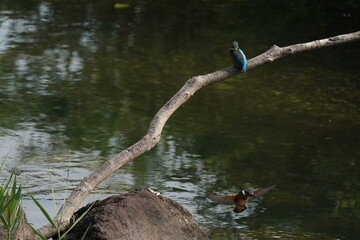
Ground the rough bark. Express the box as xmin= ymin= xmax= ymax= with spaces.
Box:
xmin=37 ymin=31 xmax=360 ymax=238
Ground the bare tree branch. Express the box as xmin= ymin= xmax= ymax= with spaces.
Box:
xmin=37 ymin=30 xmax=360 ymax=238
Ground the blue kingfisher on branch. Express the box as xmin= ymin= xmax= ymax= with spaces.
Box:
xmin=228 ymin=41 xmax=247 ymax=72
xmin=209 ymin=184 xmax=276 ymax=213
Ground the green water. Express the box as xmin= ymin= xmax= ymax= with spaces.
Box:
xmin=0 ymin=0 xmax=359 ymax=239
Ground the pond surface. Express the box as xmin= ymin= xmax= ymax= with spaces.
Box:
xmin=0 ymin=0 xmax=360 ymax=239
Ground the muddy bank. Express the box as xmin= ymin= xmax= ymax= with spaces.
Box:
xmin=58 ymin=189 xmax=209 ymax=240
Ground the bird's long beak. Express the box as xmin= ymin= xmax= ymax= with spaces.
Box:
xmin=250 ymin=194 xmax=256 ymax=198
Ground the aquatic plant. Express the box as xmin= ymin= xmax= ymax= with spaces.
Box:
xmin=0 ymin=173 xmax=22 ymax=240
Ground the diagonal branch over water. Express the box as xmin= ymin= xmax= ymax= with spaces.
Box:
xmin=37 ymin=30 xmax=360 ymax=238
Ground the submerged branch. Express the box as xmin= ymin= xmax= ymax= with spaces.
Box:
xmin=37 ymin=30 xmax=360 ymax=238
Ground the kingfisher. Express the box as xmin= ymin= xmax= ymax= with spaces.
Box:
xmin=228 ymin=41 xmax=247 ymax=72
xmin=209 ymin=184 xmax=276 ymax=213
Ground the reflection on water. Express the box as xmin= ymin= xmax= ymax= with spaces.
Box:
xmin=1 ymin=0 xmax=360 ymax=239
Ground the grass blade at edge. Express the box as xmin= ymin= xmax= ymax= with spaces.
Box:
xmin=28 ymin=191 xmax=57 ymax=229
xmin=80 ymin=222 xmax=92 ymax=240
xmin=28 ymin=223 xmax=47 ymax=240
xmin=0 ymin=192 xmax=18 ymax=218
xmin=59 ymin=201 xmax=96 ymax=240
xmin=0 ymin=173 xmax=14 ymax=211
xmin=0 ymin=214 xmax=9 ymax=229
